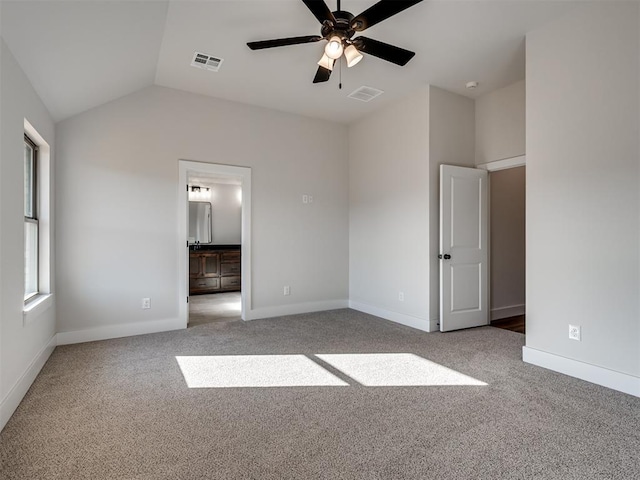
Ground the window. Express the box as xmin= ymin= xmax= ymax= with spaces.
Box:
xmin=24 ymin=134 xmax=38 ymax=301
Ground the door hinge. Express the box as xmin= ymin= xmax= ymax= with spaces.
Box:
xmin=187 ymin=297 xmax=189 ymax=303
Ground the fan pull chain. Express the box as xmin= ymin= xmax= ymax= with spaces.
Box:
xmin=339 ymin=57 xmax=342 ymax=90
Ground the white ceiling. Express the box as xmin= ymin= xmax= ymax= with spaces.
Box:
xmin=1 ymin=0 xmax=582 ymax=124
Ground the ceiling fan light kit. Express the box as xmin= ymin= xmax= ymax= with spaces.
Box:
xmin=247 ymin=0 xmax=423 ymax=84
xmin=317 ymin=53 xmax=335 ymax=71
xmin=325 ymin=35 xmax=345 ymax=59
xmin=344 ymin=45 xmax=363 ymax=68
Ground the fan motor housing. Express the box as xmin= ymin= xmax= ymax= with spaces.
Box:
xmin=321 ymin=10 xmax=356 ymax=40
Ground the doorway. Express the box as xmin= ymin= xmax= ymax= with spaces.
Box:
xmin=438 ymin=157 xmax=526 ymax=333
xmin=178 ymin=161 xmax=252 ymax=328
xmin=487 ymin=162 xmax=526 ymax=334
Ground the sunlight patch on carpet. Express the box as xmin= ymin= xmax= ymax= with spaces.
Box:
xmin=176 ymin=355 xmax=349 ymax=388
xmin=315 ymin=353 xmax=487 ymax=386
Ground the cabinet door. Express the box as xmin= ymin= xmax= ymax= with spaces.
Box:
xmin=190 ymin=277 xmax=220 ymax=292
xmin=189 ymin=254 xmax=202 ymax=278
xmin=221 ymin=276 xmax=241 ymax=290
xmin=203 ymin=254 xmax=220 ymax=276
xmin=221 ymin=262 xmax=241 ymax=276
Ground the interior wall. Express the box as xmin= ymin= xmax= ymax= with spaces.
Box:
xmin=490 ymin=166 xmax=525 ymax=318
xmin=0 ymin=39 xmax=56 ymax=428
xmin=189 ymin=182 xmax=241 ymax=245
xmin=55 ymin=85 xmax=349 ymax=335
xmin=428 ymin=86 xmax=476 ymax=325
xmin=475 ymin=80 xmax=526 ymax=165
xmin=526 ymin=2 xmax=640 ymax=378
xmin=348 ymin=85 xmax=475 ymax=332
xmin=210 ymin=183 xmax=241 ymax=245
xmin=348 ymin=87 xmax=431 ymax=330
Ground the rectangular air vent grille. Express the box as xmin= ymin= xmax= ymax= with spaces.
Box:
xmin=348 ymin=86 xmax=384 ymax=102
xmin=191 ymin=52 xmax=223 ymax=72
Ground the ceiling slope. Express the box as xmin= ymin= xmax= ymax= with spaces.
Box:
xmin=0 ymin=0 xmax=169 ymax=121
xmin=2 ymin=1 xmax=582 ymax=124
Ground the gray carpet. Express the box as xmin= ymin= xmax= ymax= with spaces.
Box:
xmin=1 ymin=309 xmax=639 ymax=479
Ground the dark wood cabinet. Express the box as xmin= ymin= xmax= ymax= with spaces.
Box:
xmin=189 ymin=247 xmax=241 ymax=295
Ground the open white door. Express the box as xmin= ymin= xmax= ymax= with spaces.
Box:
xmin=440 ymin=165 xmax=489 ymax=332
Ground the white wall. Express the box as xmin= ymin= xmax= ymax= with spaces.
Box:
xmin=0 ymin=39 xmax=56 ymax=430
xmin=188 ymin=183 xmax=241 ymax=245
xmin=348 ymin=87 xmax=431 ymax=330
xmin=55 ymin=85 xmax=348 ymax=336
xmin=526 ymin=3 xmax=640 ymax=383
xmin=209 ymin=183 xmax=241 ymax=245
xmin=475 ymin=80 xmax=525 ymax=165
xmin=428 ymin=86 xmax=476 ymax=325
xmin=348 ymin=86 xmax=475 ymax=332
xmin=490 ymin=166 xmax=525 ymax=318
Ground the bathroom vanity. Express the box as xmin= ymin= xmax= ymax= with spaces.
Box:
xmin=189 ymin=245 xmax=241 ymax=295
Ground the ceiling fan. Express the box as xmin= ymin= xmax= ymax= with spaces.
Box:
xmin=247 ymin=0 xmax=424 ymax=84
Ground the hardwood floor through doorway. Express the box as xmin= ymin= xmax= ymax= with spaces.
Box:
xmin=189 ymin=292 xmax=241 ymax=327
xmin=491 ymin=315 xmax=525 ymax=334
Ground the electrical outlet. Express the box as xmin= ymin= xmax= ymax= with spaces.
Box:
xmin=569 ymin=324 xmax=581 ymax=341
xmin=142 ymin=298 xmax=151 ymax=309
xmin=398 ymin=292 xmax=404 ymax=302
xmin=283 ymin=285 xmax=291 ymax=296
xmin=302 ymin=195 xmax=309 ymax=204
xmin=308 ymin=195 xmax=313 ymax=203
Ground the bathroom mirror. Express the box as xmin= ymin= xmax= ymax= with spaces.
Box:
xmin=189 ymin=202 xmax=212 ymax=244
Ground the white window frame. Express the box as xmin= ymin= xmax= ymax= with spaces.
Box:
xmin=24 ymin=134 xmax=39 ymax=301
xmin=23 ymin=119 xmax=53 ymax=325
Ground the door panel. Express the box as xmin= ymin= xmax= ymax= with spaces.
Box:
xmin=440 ymin=165 xmax=488 ymax=332
xmin=450 ymin=264 xmax=481 ymax=312
xmin=203 ymin=254 xmax=220 ymax=276
xmin=452 ymin=177 xmax=481 ymax=248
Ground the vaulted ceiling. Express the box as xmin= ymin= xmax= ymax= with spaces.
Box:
xmin=1 ymin=1 xmax=581 ymax=123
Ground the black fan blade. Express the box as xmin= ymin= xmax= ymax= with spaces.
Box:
xmin=351 ymin=0 xmax=423 ymax=32
xmin=313 ymin=64 xmax=333 ymax=83
xmin=301 ymin=0 xmax=336 ymax=25
xmin=247 ymin=35 xmax=322 ymax=50
xmin=353 ymin=37 xmax=416 ymax=66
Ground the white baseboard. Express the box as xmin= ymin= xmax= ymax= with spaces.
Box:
xmin=349 ymin=301 xmax=432 ymax=332
xmin=245 ymin=299 xmax=349 ymax=321
xmin=491 ymin=304 xmax=525 ymax=321
xmin=523 ymin=346 xmax=640 ymax=398
xmin=1 ymin=335 xmax=57 ymax=432
xmin=57 ymin=317 xmax=185 ymax=345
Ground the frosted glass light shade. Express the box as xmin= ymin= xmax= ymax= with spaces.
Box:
xmin=317 ymin=53 xmax=334 ymax=71
xmin=325 ymin=36 xmax=344 ymax=60
xmin=344 ymin=45 xmax=363 ymax=68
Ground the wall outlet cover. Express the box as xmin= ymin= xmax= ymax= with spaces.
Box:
xmin=569 ymin=324 xmax=581 ymax=341
xmin=142 ymin=298 xmax=151 ymax=309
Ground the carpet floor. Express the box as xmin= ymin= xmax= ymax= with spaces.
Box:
xmin=1 ymin=309 xmax=639 ymax=479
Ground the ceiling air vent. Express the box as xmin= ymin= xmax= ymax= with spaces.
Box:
xmin=191 ymin=52 xmax=223 ymax=72
xmin=348 ymin=86 xmax=384 ymax=102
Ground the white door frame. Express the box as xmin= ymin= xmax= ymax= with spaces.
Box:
xmin=477 ymin=155 xmax=526 ymax=172
xmin=478 ymin=155 xmax=526 ymax=323
xmin=178 ymin=160 xmax=252 ymax=326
